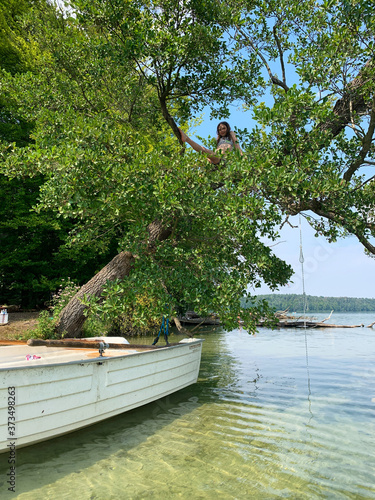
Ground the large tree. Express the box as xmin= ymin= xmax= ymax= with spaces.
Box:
xmin=1 ymin=0 xmax=374 ymax=334
xmin=229 ymin=0 xmax=375 ymax=251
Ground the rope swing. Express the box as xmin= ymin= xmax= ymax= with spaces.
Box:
xmin=299 ymin=214 xmax=308 ymax=324
xmin=299 ymin=215 xmax=313 ymax=417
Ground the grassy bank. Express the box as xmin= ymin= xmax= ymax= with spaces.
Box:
xmin=0 ymin=312 xmax=39 ymax=340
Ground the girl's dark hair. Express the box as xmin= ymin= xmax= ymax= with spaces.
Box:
xmin=216 ymin=121 xmax=231 ymax=145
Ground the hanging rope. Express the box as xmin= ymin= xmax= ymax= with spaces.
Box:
xmin=299 ymin=215 xmax=312 ymax=416
xmin=152 ymin=316 xmax=170 ymax=346
xmin=299 ymin=215 xmax=308 ymax=324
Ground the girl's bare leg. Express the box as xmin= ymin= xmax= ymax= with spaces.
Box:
xmin=179 ymin=129 xmax=221 ymax=164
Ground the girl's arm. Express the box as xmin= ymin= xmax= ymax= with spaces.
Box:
xmin=179 ymin=128 xmax=221 ymax=164
xmin=230 ymin=131 xmax=243 ymax=155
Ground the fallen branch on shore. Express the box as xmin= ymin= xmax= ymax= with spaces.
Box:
xmin=260 ymin=310 xmax=368 ymax=328
xmin=178 ymin=309 xmax=373 ymax=329
xmin=270 ymin=320 xmax=365 ymax=329
xmin=178 ymin=311 xmax=220 ymax=326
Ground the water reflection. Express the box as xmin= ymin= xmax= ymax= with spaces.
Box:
xmin=1 ymin=318 xmax=375 ymax=499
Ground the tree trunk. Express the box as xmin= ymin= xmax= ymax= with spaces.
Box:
xmin=56 ymin=251 xmax=135 ymax=337
xmin=55 ymin=219 xmax=172 ymax=338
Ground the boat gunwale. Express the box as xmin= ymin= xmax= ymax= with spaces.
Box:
xmin=0 ymin=339 xmax=204 ymax=373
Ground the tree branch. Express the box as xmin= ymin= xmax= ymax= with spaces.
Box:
xmin=319 ymin=60 xmax=373 ymax=138
xmin=305 ymin=201 xmax=375 ymax=253
xmin=272 ymin=25 xmax=287 ymax=87
xmin=236 ymin=26 xmax=289 ymax=92
xmin=343 ymin=94 xmax=375 ymax=182
xmin=159 ymin=95 xmax=184 ymax=144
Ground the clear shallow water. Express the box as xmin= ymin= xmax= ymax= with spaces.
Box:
xmin=1 ymin=312 xmax=375 ymax=499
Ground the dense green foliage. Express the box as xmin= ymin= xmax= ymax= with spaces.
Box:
xmin=0 ymin=1 xmax=374 ymax=331
xmin=248 ymin=294 xmax=375 ymax=312
xmin=0 ymin=0 xmax=120 ymax=308
xmin=0 ymin=174 xmax=115 ymax=307
xmin=0 ymin=0 xmax=36 ymax=75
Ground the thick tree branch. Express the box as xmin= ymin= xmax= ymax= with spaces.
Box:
xmin=319 ymin=61 xmax=373 ymax=138
xmin=147 ymin=219 xmax=172 ymax=247
xmin=343 ymin=94 xmax=375 ymax=182
xmin=301 ymin=200 xmax=375 ymax=254
xmin=354 ymin=231 xmax=375 ymax=254
xmin=159 ymin=95 xmax=184 ymax=144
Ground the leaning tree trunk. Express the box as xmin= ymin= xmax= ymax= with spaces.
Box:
xmin=56 ymin=251 xmax=135 ymax=338
xmin=55 ymin=220 xmax=171 ymax=338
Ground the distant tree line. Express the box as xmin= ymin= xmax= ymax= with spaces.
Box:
xmin=241 ymin=295 xmax=375 ymax=313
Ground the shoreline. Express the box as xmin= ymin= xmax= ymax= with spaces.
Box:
xmin=0 ymin=312 xmax=39 ymax=340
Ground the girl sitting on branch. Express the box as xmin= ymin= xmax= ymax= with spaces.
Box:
xmin=179 ymin=122 xmax=243 ymax=164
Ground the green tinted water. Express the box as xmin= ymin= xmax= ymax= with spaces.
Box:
xmin=1 ymin=312 xmax=375 ymax=499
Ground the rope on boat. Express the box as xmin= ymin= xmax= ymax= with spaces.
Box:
xmin=152 ymin=316 xmax=170 ymax=346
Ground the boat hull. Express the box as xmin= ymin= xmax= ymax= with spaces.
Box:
xmin=0 ymin=339 xmax=203 ymax=453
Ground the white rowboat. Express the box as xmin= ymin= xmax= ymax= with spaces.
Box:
xmin=0 ymin=337 xmax=203 ymax=453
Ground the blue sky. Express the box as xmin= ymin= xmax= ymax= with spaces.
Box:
xmin=190 ymin=107 xmax=375 ymax=299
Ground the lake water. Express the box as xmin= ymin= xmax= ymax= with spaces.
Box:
xmin=1 ymin=312 xmax=375 ymax=499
